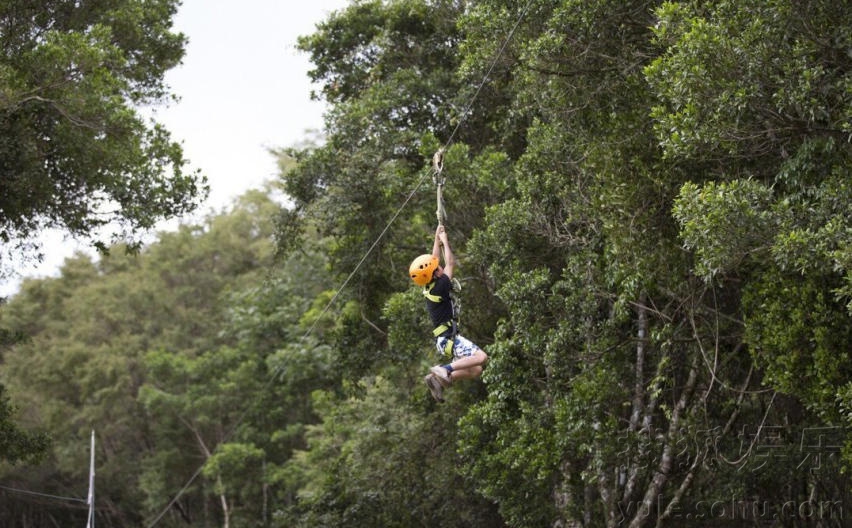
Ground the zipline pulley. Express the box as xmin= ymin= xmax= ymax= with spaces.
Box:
xmin=432 ymin=149 xmax=445 ymax=185
xmin=432 ymin=148 xmax=447 ymax=227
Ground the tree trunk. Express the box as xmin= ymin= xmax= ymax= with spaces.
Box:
xmin=629 ymin=293 xmax=648 ymax=432
xmin=184 ymin=420 xmax=231 ymax=528
xmin=628 ymin=354 xmax=699 ymax=528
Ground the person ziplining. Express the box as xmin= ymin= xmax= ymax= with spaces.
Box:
xmin=407 ymin=151 xmax=488 ymax=403
xmin=409 ymin=227 xmax=488 ymax=402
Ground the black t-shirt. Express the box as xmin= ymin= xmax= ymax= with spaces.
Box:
xmin=425 ymin=274 xmax=454 ymax=337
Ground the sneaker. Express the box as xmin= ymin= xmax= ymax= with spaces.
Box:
xmin=424 ymin=374 xmax=445 ymax=403
xmin=430 ymin=365 xmax=451 ymax=386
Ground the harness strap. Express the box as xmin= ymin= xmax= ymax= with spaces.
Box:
xmin=440 ymin=335 xmax=454 ymax=361
xmin=422 ymin=284 xmax=442 ymax=303
xmin=432 ymin=320 xmax=457 ymax=337
xmin=423 ymin=280 xmax=458 ymax=360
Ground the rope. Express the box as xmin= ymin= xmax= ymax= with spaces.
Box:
xmin=432 ymin=149 xmax=447 ymax=227
xmin=147 ymin=2 xmax=534 ymax=525
xmin=297 ymin=171 xmax=431 ymax=342
xmin=0 ymin=484 xmax=87 ymax=504
xmin=442 ymin=0 xmax=535 ymax=150
xmin=144 ymin=465 xmax=205 ymax=527
xmin=436 ymin=183 xmax=446 ymax=227
xmin=432 ymin=0 xmax=533 ymax=227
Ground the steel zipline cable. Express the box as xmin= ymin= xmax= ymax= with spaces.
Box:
xmin=0 ymin=484 xmax=87 ymax=504
xmin=145 ymin=2 xmax=534 ymax=525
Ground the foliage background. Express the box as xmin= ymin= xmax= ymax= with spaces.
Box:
xmin=2 ymin=0 xmax=852 ymax=527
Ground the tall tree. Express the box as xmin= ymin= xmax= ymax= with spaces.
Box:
xmin=651 ymin=0 xmax=852 ymax=471
xmin=137 ymin=217 xmax=338 ymax=527
xmin=460 ymin=0 xmax=852 ymax=526
xmin=0 ymin=190 xmax=280 ymax=526
xmin=0 ymin=0 xmax=206 ymax=273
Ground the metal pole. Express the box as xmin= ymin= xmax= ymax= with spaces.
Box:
xmin=86 ymin=430 xmax=95 ymax=528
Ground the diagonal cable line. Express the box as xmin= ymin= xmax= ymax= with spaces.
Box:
xmin=0 ymin=484 xmax=87 ymax=504
xmin=444 ymin=0 xmax=535 ymax=150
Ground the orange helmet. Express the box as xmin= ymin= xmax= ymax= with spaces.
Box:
xmin=409 ymin=254 xmax=438 ymax=286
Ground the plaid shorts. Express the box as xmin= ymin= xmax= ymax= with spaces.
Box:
xmin=435 ymin=334 xmax=480 ymax=361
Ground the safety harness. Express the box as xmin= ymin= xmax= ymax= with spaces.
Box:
xmin=422 ymin=278 xmax=461 ymax=361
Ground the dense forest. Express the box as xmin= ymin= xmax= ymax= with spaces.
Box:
xmin=2 ymin=0 xmax=852 ymax=526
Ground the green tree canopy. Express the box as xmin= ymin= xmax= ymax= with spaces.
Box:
xmin=0 ymin=0 xmax=206 ymax=272
xmin=283 ymin=1 xmax=852 ymax=526
xmin=0 ymin=189 xmax=282 ymax=526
